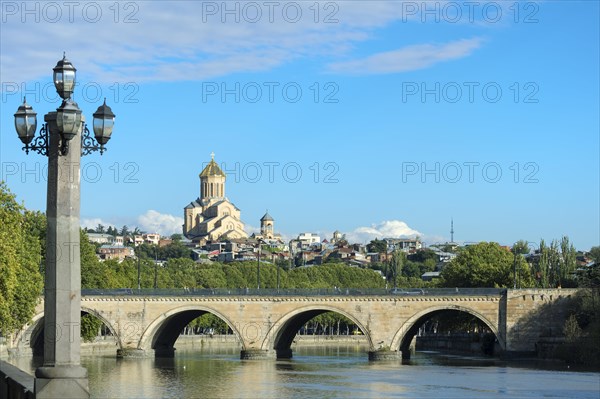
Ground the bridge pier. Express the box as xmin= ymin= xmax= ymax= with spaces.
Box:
xmin=368 ymin=350 xmax=402 ymax=361
xmin=154 ymin=347 xmax=176 ymax=358
xmin=275 ymin=348 xmax=293 ymax=359
xmin=240 ymin=349 xmax=274 ymax=360
xmin=116 ymin=349 xmax=148 ymax=359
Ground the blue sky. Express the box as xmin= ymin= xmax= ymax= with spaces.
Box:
xmin=1 ymin=1 xmax=598 ymax=250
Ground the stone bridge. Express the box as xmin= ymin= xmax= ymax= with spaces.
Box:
xmin=11 ymin=288 xmax=577 ymax=360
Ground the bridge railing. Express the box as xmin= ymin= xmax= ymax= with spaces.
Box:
xmin=81 ymin=288 xmax=505 ymax=297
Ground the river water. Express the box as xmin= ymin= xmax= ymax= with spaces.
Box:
xmin=9 ymin=345 xmax=600 ymax=398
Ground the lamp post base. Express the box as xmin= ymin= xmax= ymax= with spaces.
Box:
xmin=35 ymin=366 xmax=89 ymax=398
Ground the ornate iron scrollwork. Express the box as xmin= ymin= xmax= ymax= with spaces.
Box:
xmin=81 ymin=124 xmax=105 ymax=156
xmin=24 ymin=123 xmax=49 ymax=156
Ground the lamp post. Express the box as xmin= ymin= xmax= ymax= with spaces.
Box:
xmin=137 ymin=247 xmax=141 ymax=290
xmin=154 ymin=246 xmax=159 ymax=289
xmin=14 ymin=54 xmax=115 ymax=399
xmin=513 ymin=248 xmax=517 ymax=289
xmin=257 ymin=239 xmax=262 ymax=289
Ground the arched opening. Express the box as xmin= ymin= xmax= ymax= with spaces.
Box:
xmin=396 ymin=309 xmax=501 ymax=360
xmin=149 ymin=310 xmax=241 ymax=357
xmin=269 ymin=309 xmax=369 ymax=359
xmin=29 ymin=310 xmax=118 ymax=357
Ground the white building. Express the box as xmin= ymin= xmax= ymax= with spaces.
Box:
xmin=298 ymin=233 xmax=321 ymax=248
xmin=88 ymin=233 xmax=115 ymax=244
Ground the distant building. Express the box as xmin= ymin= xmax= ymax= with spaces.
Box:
xmin=330 ymin=230 xmax=345 ymax=245
xmin=126 ymin=233 xmax=161 ymax=247
xmin=88 ymin=233 xmax=115 ymax=245
xmin=252 ymin=211 xmax=282 ymax=241
xmin=421 ymin=271 xmax=441 ymax=281
xmin=98 ymin=245 xmax=135 ymax=262
xmin=183 ymin=153 xmax=248 ymax=243
xmin=261 ymin=212 xmax=275 ymax=239
xmin=385 ymin=238 xmax=422 ymax=254
xmin=158 ymin=238 xmax=172 ymax=247
xmin=143 ymin=233 xmax=160 ymax=245
xmin=298 ymin=233 xmax=321 ymax=248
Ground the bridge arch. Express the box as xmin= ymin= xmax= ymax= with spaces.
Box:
xmin=16 ymin=307 xmax=120 ymax=356
xmin=13 ymin=311 xmax=44 ymax=355
xmin=390 ymin=305 xmax=505 ymax=359
xmin=138 ymin=305 xmax=243 ymax=357
xmin=261 ymin=305 xmax=373 ymax=359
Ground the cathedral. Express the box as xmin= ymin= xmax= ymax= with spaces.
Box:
xmin=183 ymin=154 xmax=248 ymax=242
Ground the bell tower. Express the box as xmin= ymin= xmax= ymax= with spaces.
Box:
xmin=200 ymin=152 xmax=226 ymax=201
xmin=260 ymin=211 xmax=275 ymax=239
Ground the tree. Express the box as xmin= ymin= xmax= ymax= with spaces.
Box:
xmin=441 ymin=242 xmax=534 ymax=288
xmin=589 ymin=246 xmax=600 ymax=265
xmin=0 ymin=182 xmax=44 ymax=336
xmin=559 ymin=236 xmax=577 ymax=287
xmin=81 ymin=313 xmax=103 ymax=342
xmin=367 ymin=239 xmax=387 ymax=253
xmin=408 ymin=248 xmax=438 ymax=263
xmin=170 ymin=233 xmax=183 ymax=241
xmin=95 ymin=223 xmax=105 ymax=234
xmin=106 ymin=226 xmax=118 ymax=237
xmin=537 ymin=239 xmax=550 ymax=288
xmin=512 ymin=240 xmax=530 ymax=255
xmin=389 ymin=250 xmax=405 ymax=287
xmin=120 ymin=225 xmax=130 ymax=237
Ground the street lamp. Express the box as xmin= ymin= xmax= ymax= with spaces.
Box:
xmin=14 ymin=54 xmax=115 ymax=399
xmin=257 ymin=239 xmax=263 ymax=289
xmin=513 ymin=248 xmax=518 ymax=289
xmin=275 ymin=253 xmax=280 ymax=292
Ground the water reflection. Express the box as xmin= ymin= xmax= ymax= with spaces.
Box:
xmin=6 ymin=346 xmax=599 ymax=398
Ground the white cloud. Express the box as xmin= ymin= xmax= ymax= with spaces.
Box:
xmin=345 ymin=220 xmax=422 ymax=244
xmin=245 ymin=224 xmax=261 ymax=236
xmin=327 ymin=38 xmax=484 ymax=75
xmin=136 ymin=210 xmax=183 ymax=237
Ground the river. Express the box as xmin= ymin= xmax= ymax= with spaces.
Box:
xmin=7 ymin=345 xmax=600 ymax=398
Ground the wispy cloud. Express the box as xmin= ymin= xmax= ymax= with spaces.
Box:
xmin=327 ymin=38 xmax=484 ymax=75
xmin=1 ymin=2 xmax=487 ymax=85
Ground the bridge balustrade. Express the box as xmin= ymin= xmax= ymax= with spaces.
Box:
xmin=81 ymin=287 xmax=505 ymax=297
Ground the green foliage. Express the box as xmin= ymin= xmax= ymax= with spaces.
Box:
xmin=79 ymin=255 xmax=388 ymax=291
xmin=534 ymin=237 xmax=579 ymax=288
xmin=0 ymin=182 xmax=43 ymax=336
xmin=305 ymin=311 xmax=358 ymax=334
xmin=556 ymin=289 xmax=600 ymax=367
xmin=589 ymin=247 xmax=600 ymax=265
xmin=188 ymin=313 xmax=231 ymax=334
xmin=511 ymin=240 xmax=530 ymax=255
xmin=563 ymin=314 xmax=582 ymax=343
xmin=136 ymin=241 xmax=193 ymax=261
xmin=407 ymin=249 xmax=438 ymax=264
xmin=421 ymin=311 xmax=490 ymax=334
xmin=367 ymin=239 xmax=387 ymax=253
xmin=81 ymin=313 xmax=103 ymax=342
xmin=578 ymin=264 xmax=600 ymax=288
xmin=441 ymin=242 xmax=534 ymax=288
